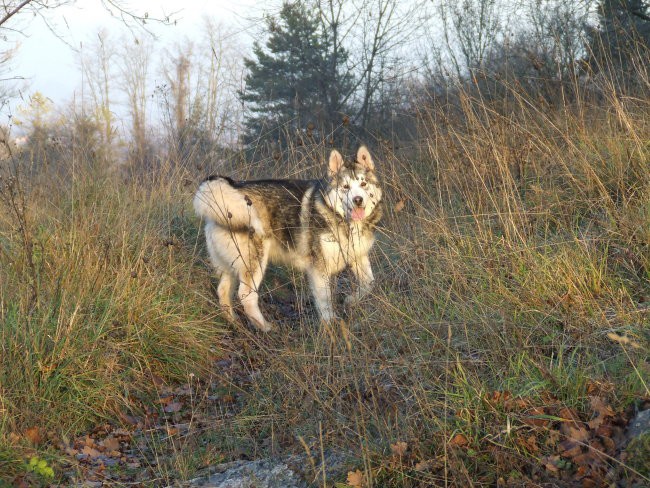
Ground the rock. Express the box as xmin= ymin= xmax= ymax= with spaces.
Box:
xmin=186 ymin=459 xmax=307 ymax=488
xmin=626 ymin=409 xmax=650 ymax=441
xmin=181 ymin=450 xmax=356 ymax=488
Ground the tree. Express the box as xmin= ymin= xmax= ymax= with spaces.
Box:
xmin=586 ymin=0 xmax=650 ymax=82
xmin=240 ymin=1 xmax=354 ymax=145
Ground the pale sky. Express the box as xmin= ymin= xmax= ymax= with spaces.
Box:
xmin=5 ymin=0 xmax=261 ymax=118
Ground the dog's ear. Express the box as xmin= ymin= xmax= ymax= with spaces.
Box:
xmin=357 ymin=145 xmax=375 ymax=171
xmin=328 ymin=150 xmax=344 ymax=176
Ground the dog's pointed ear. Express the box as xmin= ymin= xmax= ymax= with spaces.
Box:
xmin=328 ymin=149 xmax=344 ymax=176
xmin=357 ymin=145 xmax=375 ymax=171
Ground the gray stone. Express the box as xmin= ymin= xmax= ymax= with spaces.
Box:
xmin=626 ymin=409 xmax=650 ymax=441
xmin=186 ymin=459 xmax=307 ymax=488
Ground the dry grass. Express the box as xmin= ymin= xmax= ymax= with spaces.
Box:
xmin=1 ymin=78 xmax=649 ymax=486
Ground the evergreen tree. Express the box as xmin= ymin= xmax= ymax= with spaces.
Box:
xmin=586 ymin=0 xmax=650 ymax=79
xmin=240 ymin=1 xmax=354 ymax=145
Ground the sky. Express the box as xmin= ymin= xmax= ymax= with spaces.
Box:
xmin=4 ymin=0 xmax=261 ymax=119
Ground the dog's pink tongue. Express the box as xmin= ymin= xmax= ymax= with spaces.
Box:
xmin=351 ymin=208 xmax=365 ymax=221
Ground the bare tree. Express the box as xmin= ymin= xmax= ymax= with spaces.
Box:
xmin=200 ymin=18 xmax=245 ymax=146
xmin=312 ymin=0 xmax=423 ymax=131
xmin=78 ymin=29 xmax=118 ymax=164
xmin=119 ymin=36 xmax=153 ymax=167
xmin=436 ymin=0 xmax=504 ymax=79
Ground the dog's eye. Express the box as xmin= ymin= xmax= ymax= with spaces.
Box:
xmin=343 ymin=184 xmax=350 ymax=190
xmin=360 ymin=181 xmax=367 ymax=187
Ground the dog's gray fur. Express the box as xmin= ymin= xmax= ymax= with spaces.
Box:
xmin=193 ymin=146 xmax=382 ymax=331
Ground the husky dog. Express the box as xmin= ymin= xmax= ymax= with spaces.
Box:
xmin=193 ymin=146 xmax=382 ymax=331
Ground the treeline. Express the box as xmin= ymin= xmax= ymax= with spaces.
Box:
xmin=6 ymin=0 xmax=650 ymax=172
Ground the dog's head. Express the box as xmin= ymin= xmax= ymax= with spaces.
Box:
xmin=325 ymin=145 xmax=382 ymax=222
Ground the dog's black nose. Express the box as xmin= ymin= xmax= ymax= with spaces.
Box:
xmin=353 ymin=196 xmax=364 ymax=207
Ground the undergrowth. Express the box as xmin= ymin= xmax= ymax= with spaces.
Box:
xmin=1 ymin=80 xmax=649 ymax=486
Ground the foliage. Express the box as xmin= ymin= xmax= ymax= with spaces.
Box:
xmin=240 ymin=1 xmax=354 ymax=146
xmin=586 ymin=0 xmax=650 ymax=82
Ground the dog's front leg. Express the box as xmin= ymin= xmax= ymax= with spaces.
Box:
xmin=307 ymin=268 xmax=336 ymax=322
xmin=345 ymin=254 xmax=374 ymax=307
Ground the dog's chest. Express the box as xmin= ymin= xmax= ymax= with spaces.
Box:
xmin=319 ymin=224 xmax=374 ymax=272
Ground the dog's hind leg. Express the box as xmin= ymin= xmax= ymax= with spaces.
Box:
xmin=236 ymin=238 xmax=272 ymax=332
xmin=217 ymin=271 xmax=237 ymax=321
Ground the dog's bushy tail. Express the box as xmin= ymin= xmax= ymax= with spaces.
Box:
xmin=193 ymin=177 xmax=264 ymax=234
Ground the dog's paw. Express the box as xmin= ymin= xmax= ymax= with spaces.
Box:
xmin=221 ymin=305 xmax=237 ymax=323
xmin=251 ymin=317 xmax=274 ymax=333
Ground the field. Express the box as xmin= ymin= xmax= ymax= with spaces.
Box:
xmin=1 ymin=85 xmax=649 ymax=486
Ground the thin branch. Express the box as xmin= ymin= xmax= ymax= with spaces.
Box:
xmin=0 ymin=0 xmax=35 ymax=28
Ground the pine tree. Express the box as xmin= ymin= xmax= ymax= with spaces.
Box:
xmin=240 ymin=1 xmax=353 ymax=145
xmin=586 ymin=0 xmax=650 ymax=77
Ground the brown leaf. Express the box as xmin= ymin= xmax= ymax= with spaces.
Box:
xmin=347 ymin=469 xmax=364 ymax=487
xmin=587 ymin=396 xmax=614 ymax=430
xmin=560 ymin=423 xmax=589 ymax=443
xmin=544 ymin=429 xmax=561 ymax=448
xmin=221 ymin=394 xmax=236 ymax=404
xmin=558 ymin=439 xmax=581 ymax=458
xmin=516 ymin=434 xmax=540 ymax=453
xmin=542 ymin=455 xmax=561 ymax=473
xmin=24 ymin=427 xmax=42 ymax=445
xmin=163 ymin=401 xmax=183 ymax=413
xmin=101 ymin=436 xmax=120 ymax=451
xmin=82 ymin=445 xmax=101 ymax=458
xmin=581 ymin=477 xmax=598 ymax=488
xmin=449 ymin=433 xmax=469 ymax=447
xmin=390 ymin=440 xmax=408 ymax=457
xmin=600 ymin=435 xmax=615 ymax=453
xmin=558 ymin=407 xmax=580 ymax=422
xmin=118 ymin=411 xmax=140 ymax=425
xmin=523 ymin=406 xmax=549 ymax=427
xmin=394 ymin=199 xmax=406 ymax=213
xmin=159 ymin=395 xmax=174 ymax=405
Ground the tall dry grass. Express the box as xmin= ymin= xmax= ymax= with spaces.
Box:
xmin=0 ymin=157 xmax=221 ymax=474
xmin=1 ymin=71 xmax=648 ymax=485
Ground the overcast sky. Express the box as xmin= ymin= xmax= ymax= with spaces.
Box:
xmin=5 ymin=0 xmax=261 ymax=119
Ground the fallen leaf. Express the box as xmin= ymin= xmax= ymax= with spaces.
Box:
xmin=163 ymin=401 xmax=183 ymax=413
xmin=159 ymin=395 xmax=174 ymax=406
xmin=587 ymin=396 xmax=614 ymax=430
xmin=101 ymin=436 xmax=120 ymax=451
xmin=517 ymin=434 xmax=540 ymax=453
xmin=24 ymin=427 xmax=42 ymax=445
xmin=560 ymin=423 xmax=589 ymax=443
xmin=221 ymin=394 xmax=236 ymax=404
xmin=558 ymin=439 xmax=581 ymax=458
xmin=523 ymin=406 xmax=549 ymax=427
xmin=347 ymin=469 xmax=364 ymax=487
xmin=449 ymin=433 xmax=469 ymax=447
xmin=390 ymin=440 xmax=408 ymax=457
xmin=394 ymin=199 xmax=406 ymax=213
xmin=82 ymin=445 xmax=101 ymax=458
xmin=558 ymin=407 xmax=580 ymax=422
xmin=542 ymin=455 xmax=561 ymax=473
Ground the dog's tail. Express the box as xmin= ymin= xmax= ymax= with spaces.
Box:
xmin=193 ymin=176 xmax=264 ymax=234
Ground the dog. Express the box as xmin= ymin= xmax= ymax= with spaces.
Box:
xmin=193 ymin=145 xmax=382 ymax=331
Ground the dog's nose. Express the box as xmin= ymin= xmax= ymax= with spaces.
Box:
xmin=353 ymin=196 xmax=364 ymax=207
